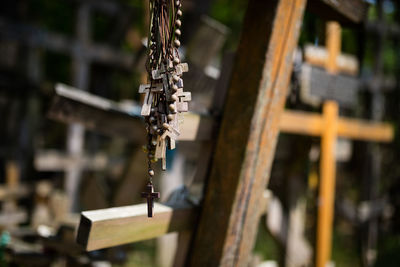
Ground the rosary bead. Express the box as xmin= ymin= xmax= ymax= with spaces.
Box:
xmin=149 ymin=116 xmax=156 ymax=123
xmin=142 ymin=145 xmax=148 ymax=153
xmin=152 ymin=125 xmax=158 ymax=131
xmin=151 ymin=140 xmax=157 ymax=146
xmin=171 ymin=94 xmax=178 ymax=101
xmin=177 ymin=10 xmax=183 ymax=17
xmin=167 ymin=114 xmax=174 ymax=121
xmin=173 ymin=75 xmax=179 ymax=82
xmin=175 ymin=1 xmax=180 ymax=6
xmin=175 ymin=29 xmax=181 ymax=36
xmin=173 ymin=57 xmax=180 ymax=65
xmin=169 ymin=104 xmax=176 ymax=112
xmin=175 ymin=19 xmax=182 ymax=28
xmin=148 ymin=169 xmax=155 ymax=176
xmin=148 ymin=153 xmax=154 ymax=159
xmin=174 ymin=40 xmax=181 ymax=48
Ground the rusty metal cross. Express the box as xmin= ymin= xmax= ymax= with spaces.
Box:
xmin=141 ymin=182 xmax=160 ymax=217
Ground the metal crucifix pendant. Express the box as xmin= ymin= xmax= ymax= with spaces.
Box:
xmin=141 ymin=182 xmax=160 ymax=217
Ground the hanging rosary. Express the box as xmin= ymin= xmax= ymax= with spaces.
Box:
xmin=140 ymin=0 xmax=191 ymax=217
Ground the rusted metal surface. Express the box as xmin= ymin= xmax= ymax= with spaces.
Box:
xmin=188 ymin=0 xmax=307 ymax=266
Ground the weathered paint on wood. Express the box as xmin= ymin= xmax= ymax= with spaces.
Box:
xmin=76 ymin=203 xmax=198 ymax=251
xmin=188 ymin=0 xmax=307 ymax=266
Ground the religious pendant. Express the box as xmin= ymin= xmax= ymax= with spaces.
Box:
xmin=141 ymin=182 xmax=160 ymax=217
xmin=140 ymin=0 xmax=191 ymax=217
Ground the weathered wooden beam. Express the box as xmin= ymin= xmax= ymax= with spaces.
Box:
xmin=48 ymin=84 xmax=214 ymax=142
xmin=76 ymin=192 xmax=271 ymax=252
xmin=76 ymin=203 xmax=198 ymax=251
xmin=280 ymin=110 xmax=394 ymax=142
xmin=306 ymin=0 xmax=368 ymax=25
xmin=188 ymin=0 xmax=306 ymax=266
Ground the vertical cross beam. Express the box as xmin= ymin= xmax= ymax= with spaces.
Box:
xmin=316 ymin=101 xmax=339 ymax=267
xmin=66 ymin=2 xmax=91 ymax=212
xmin=188 ymin=0 xmax=306 ymax=266
xmin=326 ymin=21 xmax=341 ymax=74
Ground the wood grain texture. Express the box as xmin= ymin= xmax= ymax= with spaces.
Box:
xmin=188 ymin=0 xmax=307 ymax=266
xmin=316 ymin=101 xmax=338 ymax=267
xmin=76 ymin=203 xmax=198 ymax=251
xmin=307 ymin=0 xmax=368 ymax=25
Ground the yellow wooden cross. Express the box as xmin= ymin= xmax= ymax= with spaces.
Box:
xmin=280 ymin=101 xmax=393 ymax=267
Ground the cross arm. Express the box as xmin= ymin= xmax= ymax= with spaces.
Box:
xmin=151 ymin=192 xmax=161 ymax=198
xmin=280 ymin=110 xmax=394 ymax=142
xmin=76 ymin=203 xmax=198 ymax=251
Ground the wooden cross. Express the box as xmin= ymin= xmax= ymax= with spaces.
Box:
xmin=176 ymin=88 xmax=192 ymax=112
xmin=155 ymin=124 xmax=180 ymax=170
xmin=301 ymin=21 xmax=360 ymax=108
xmin=138 ymin=83 xmax=163 ymax=116
xmin=141 ymin=182 xmax=160 ymax=217
xmin=280 ymin=101 xmax=393 ymax=267
xmin=151 ymin=63 xmax=189 ymax=80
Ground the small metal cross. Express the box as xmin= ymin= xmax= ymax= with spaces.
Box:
xmin=141 ymin=182 xmax=160 ymax=217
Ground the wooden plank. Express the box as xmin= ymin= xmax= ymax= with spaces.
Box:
xmin=279 ymin=110 xmax=393 ymax=142
xmin=76 ymin=203 xmax=198 ymax=251
xmin=188 ymin=0 xmax=307 ymax=266
xmin=306 ymin=0 xmax=368 ymax=25
xmin=77 ymin=192 xmax=271 ymax=252
xmin=316 ymin=101 xmax=338 ymax=267
xmin=48 ymin=84 xmax=214 ymax=142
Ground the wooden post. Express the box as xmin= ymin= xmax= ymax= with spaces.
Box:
xmin=188 ymin=0 xmax=307 ymax=266
xmin=316 ymin=101 xmax=339 ymax=267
